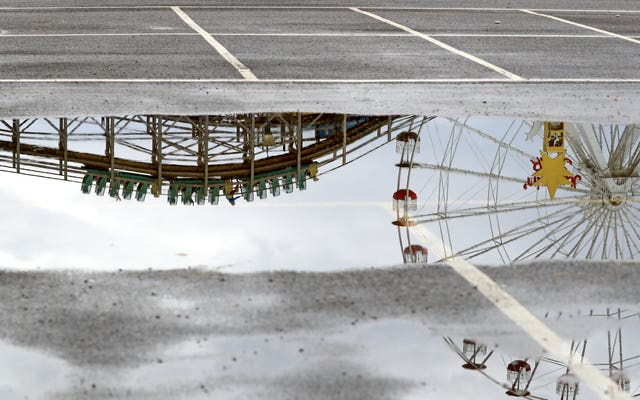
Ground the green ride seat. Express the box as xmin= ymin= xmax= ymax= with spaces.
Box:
xmin=109 ymin=180 xmax=121 ymax=198
xmin=284 ymin=174 xmax=294 ymax=194
xmin=135 ymin=182 xmax=149 ymax=202
xmin=208 ymin=187 xmax=219 ymax=205
xmin=258 ymin=181 xmax=268 ymax=199
xmin=297 ymin=171 xmax=307 ymax=191
xmin=244 ymin=186 xmax=254 ymax=202
xmin=270 ymin=178 xmax=281 ymax=197
xmin=81 ymin=175 xmax=93 ymax=194
xmin=122 ymin=181 xmax=135 ymax=200
xmin=95 ymin=177 xmax=107 ymax=196
xmin=168 ymin=186 xmax=178 ymax=205
xmin=182 ymin=186 xmax=193 ymax=205
xmin=196 ymin=186 xmax=206 ymax=205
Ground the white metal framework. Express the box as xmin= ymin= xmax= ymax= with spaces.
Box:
xmin=0 ymin=113 xmax=420 ymax=205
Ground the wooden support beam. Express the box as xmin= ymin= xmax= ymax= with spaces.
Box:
xmin=103 ymin=116 xmax=116 ymax=183
xmin=59 ymin=118 xmax=68 ymax=180
xmin=12 ymin=119 xmax=20 ymax=173
xmin=204 ymin=115 xmax=209 ymax=190
xmin=249 ymin=114 xmax=256 ymax=191
xmin=342 ymin=114 xmax=347 ymax=164
xmin=151 ymin=116 xmax=163 ymax=196
xmin=297 ymin=111 xmax=302 ymax=181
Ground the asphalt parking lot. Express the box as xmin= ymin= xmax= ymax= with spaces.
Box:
xmin=1 ymin=6 xmax=638 ymax=81
xmin=0 ymin=2 xmax=638 ymax=122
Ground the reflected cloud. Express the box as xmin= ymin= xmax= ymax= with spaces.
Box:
xmin=0 ymin=339 xmax=70 ymax=399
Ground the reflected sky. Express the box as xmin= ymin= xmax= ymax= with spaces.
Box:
xmin=0 ymin=120 xmax=401 ymax=272
xmin=0 ymin=116 xmax=639 ymax=399
xmin=1 ymin=116 xmax=638 ymax=271
xmin=0 ymin=339 xmax=70 ymax=399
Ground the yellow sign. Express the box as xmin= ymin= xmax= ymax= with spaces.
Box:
xmin=531 ymin=150 xmax=572 ymax=200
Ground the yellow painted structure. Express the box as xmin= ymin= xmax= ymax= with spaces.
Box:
xmin=531 ymin=150 xmax=572 ymax=200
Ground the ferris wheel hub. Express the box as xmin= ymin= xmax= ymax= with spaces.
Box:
xmin=606 ymin=194 xmax=626 ymax=208
xmin=599 ymin=188 xmax=630 ymax=210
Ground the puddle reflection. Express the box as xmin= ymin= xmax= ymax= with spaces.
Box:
xmin=0 ymin=339 xmax=70 ymax=399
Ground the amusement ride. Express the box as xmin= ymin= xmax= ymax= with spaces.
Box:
xmin=0 ymin=113 xmax=419 ymax=205
xmin=393 ymin=119 xmax=640 ymax=264
xmin=0 ymin=114 xmax=638 ymax=265
xmin=444 ymin=308 xmax=640 ymax=400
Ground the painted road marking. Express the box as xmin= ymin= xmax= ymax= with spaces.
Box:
xmin=521 ymin=9 xmax=640 ymax=45
xmin=0 ymin=6 xmax=639 ymax=12
xmin=1 ymin=78 xmax=640 ymax=83
xmin=171 ymin=6 xmax=257 ymax=81
xmin=402 ymin=217 xmax=632 ymax=400
xmin=2 ymin=32 xmax=637 ymax=39
xmin=0 ymin=33 xmax=199 ymax=37
xmin=350 ymin=7 xmax=524 ymax=81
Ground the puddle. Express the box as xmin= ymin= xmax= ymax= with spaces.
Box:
xmin=0 ymin=339 xmax=70 ymax=399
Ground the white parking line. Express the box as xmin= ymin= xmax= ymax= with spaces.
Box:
xmin=405 ymin=221 xmax=631 ymax=400
xmin=2 ymin=32 xmax=635 ymax=39
xmin=0 ymin=32 xmax=198 ymax=37
xmin=171 ymin=6 xmax=257 ymax=81
xmin=0 ymin=6 xmax=638 ymax=12
xmin=431 ymin=33 xmax=639 ymax=38
xmin=0 ymin=78 xmax=510 ymax=83
xmin=359 ymin=7 xmax=640 ymax=13
xmin=521 ymin=9 xmax=640 ymax=45
xmin=0 ymin=32 xmax=410 ymax=38
xmin=350 ymin=7 xmax=524 ymax=81
xmin=1 ymin=78 xmax=640 ymax=83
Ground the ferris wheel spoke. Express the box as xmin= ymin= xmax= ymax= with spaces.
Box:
xmin=621 ymin=205 xmax=640 ymax=239
xmin=627 ymin=201 xmax=640 ymax=217
xmin=575 ymin=124 xmax=610 ymax=172
xmin=579 ymin=210 xmax=606 ymax=259
xmin=611 ymin=211 xmax=624 ymax=259
xmin=618 ymin=212 xmax=640 ymax=258
xmin=439 ymin=204 xmax=577 ymax=261
xmin=438 ymin=210 xmax=455 ymax=259
xmin=445 ymin=117 xmax=537 ymax=160
xmin=609 ymin=125 xmax=640 ymax=172
xmin=461 ymin=211 xmax=577 ymax=261
xmin=555 ymin=182 xmax=592 ymax=196
xmin=601 ymin=209 xmax=615 ymax=259
xmin=619 ymin=208 xmax=640 ymax=256
xmin=411 ymin=162 xmax=525 ymax=185
xmin=411 ymin=161 xmax=591 ymax=195
xmin=548 ymin=205 xmax=602 ymax=258
xmin=439 ymin=121 xmax=464 ymax=167
xmin=414 ymin=198 xmax=583 ymax=224
xmin=585 ymin=209 xmax=611 ymax=259
xmin=512 ymin=206 xmax=588 ymax=261
xmin=520 ymin=204 xmax=596 ymax=260
xmin=566 ymin=126 xmax=600 ymax=170
xmin=562 ymin=206 xmax=610 ymax=258
xmin=617 ymin=210 xmax=637 ymax=258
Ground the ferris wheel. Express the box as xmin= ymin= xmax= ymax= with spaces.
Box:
xmin=394 ymin=118 xmax=640 ymax=264
xmin=443 ymin=308 xmax=640 ymax=400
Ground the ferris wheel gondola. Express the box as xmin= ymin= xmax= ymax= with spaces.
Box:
xmin=393 ymin=118 xmax=433 ymax=264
